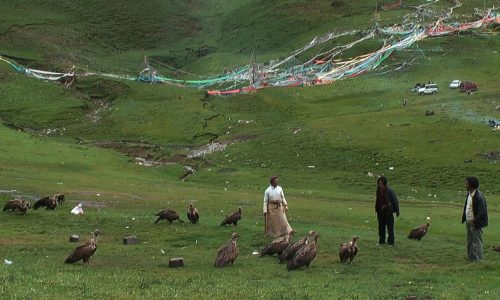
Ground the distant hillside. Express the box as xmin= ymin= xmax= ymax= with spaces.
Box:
xmin=0 ymin=0 xmax=414 ymax=73
xmin=0 ymin=0 xmax=499 ymax=196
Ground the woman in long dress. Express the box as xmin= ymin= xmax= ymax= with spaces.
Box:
xmin=263 ymin=176 xmax=292 ymax=237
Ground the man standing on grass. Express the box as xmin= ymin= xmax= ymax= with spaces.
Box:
xmin=375 ymin=176 xmax=400 ymax=245
xmin=462 ymin=176 xmax=488 ymax=262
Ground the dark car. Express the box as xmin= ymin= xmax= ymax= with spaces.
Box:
xmin=460 ymin=81 xmax=478 ymax=93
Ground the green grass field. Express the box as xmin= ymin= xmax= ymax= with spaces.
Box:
xmin=1 ymin=0 xmax=499 ymax=299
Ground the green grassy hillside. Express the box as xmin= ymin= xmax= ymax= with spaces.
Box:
xmin=0 ymin=0 xmax=499 ymax=298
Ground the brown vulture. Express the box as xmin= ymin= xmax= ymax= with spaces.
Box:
xmin=339 ymin=236 xmax=360 ymax=264
xmin=278 ymin=231 xmax=314 ymax=263
xmin=55 ymin=194 xmax=65 ymax=205
xmin=33 ymin=196 xmax=57 ymax=210
xmin=3 ymin=198 xmax=31 ymax=214
xmin=220 ymin=207 xmax=242 ymax=226
xmin=214 ymin=232 xmax=240 ymax=267
xmin=260 ymin=230 xmax=295 ymax=257
xmin=187 ymin=203 xmax=199 ymax=224
xmin=64 ymin=230 xmax=101 ymax=264
xmin=407 ymin=223 xmax=430 ymax=241
xmin=287 ymin=231 xmax=319 ymax=271
xmin=154 ymin=209 xmax=184 ymax=224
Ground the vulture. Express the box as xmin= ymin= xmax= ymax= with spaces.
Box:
xmin=287 ymin=231 xmax=320 ymax=271
xmin=214 ymin=232 xmax=240 ymax=267
xmin=187 ymin=203 xmax=199 ymax=224
xmin=260 ymin=230 xmax=295 ymax=257
xmin=339 ymin=236 xmax=360 ymax=264
xmin=220 ymin=207 xmax=242 ymax=226
xmin=33 ymin=196 xmax=57 ymax=210
xmin=3 ymin=198 xmax=31 ymax=214
xmin=154 ymin=209 xmax=184 ymax=224
xmin=64 ymin=230 xmax=101 ymax=264
xmin=407 ymin=223 xmax=431 ymax=241
xmin=278 ymin=231 xmax=314 ymax=263
xmin=55 ymin=194 xmax=65 ymax=205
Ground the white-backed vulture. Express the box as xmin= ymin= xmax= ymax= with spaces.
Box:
xmin=187 ymin=203 xmax=199 ymax=224
xmin=220 ymin=207 xmax=242 ymax=226
xmin=64 ymin=230 xmax=101 ymax=264
xmin=154 ymin=209 xmax=184 ymax=224
xmin=278 ymin=231 xmax=314 ymax=263
xmin=55 ymin=194 xmax=65 ymax=205
xmin=339 ymin=236 xmax=360 ymax=264
xmin=287 ymin=231 xmax=319 ymax=271
xmin=260 ymin=230 xmax=295 ymax=257
xmin=3 ymin=198 xmax=31 ymax=214
xmin=407 ymin=223 xmax=430 ymax=241
xmin=33 ymin=196 xmax=57 ymax=210
xmin=214 ymin=232 xmax=240 ymax=267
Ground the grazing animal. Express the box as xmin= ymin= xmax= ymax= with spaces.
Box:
xmin=187 ymin=203 xmax=199 ymax=224
xmin=407 ymin=223 xmax=431 ymax=241
xmin=55 ymin=194 xmax=65 ymax=205
xmin=154 ymin=209 xmax=184 ymax=224
xmin=64 ymin=230 xmax=101 ymax=264
xmin=214 ymin=232 xmax=240 ymax=267
xmin=33 ymin=196 xmax=57 ymax=210
xmin=260 ymin=230 xmax=295 ymax=257
xmin=3 ymin=198 xmax=31 ymax=214
xmin=339 ymin=236 xmax=360 ymax=264
xmin=278 ymin=231 xmax=313 ymax=263
xmin=287 ymin=231 xmax=319 ymax=271
xmin=220 ymin=207 xmax=242 ymax=226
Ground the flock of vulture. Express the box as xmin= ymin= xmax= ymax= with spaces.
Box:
xmin=3 ymin=196 xmax=437 ymax=269
xmin=3 ymin=194 xmax=65 ymax=214
xmin=151 ymin=204 xmax=433 ymax=270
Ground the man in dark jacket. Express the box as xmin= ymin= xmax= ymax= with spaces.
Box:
xmin=375 ymin=176 xmax=400 ymax=245
xmin=461 ymin=176 xmax=488 ymax=261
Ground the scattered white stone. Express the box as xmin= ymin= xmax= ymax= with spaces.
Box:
xmin=367 ymin=172 xmax=374 ymax=177
xmin=428 ymin=193 xmax=432 ymax=197
xmin=308 ymin=165 xmax=315 ymax=168
xmin=161 ymin=250 xmax=165 ymax=254
xmin=252 ymin=251 xmax=259 ymax=255
xmin=426 ymin=217 xmax=431 ymax=220
xmin=389 ymin=167 xmax=394 ymax=170
xmin=96 ymin=193 xmax=100 ymax=196
xmin=125 ymin=226 xmax=129 ymax=229
xmin=188 ymin=142 xmax=227 ymax=158
xmin=132 ymin=218 xmax=135 ymax=221
xmin=293 ymin=128 xmax=302 ymax=134
xmin=4 ymin=259 xmax=12 ymax=265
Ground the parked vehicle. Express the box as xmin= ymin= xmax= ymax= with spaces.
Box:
xmin=418 ymin=83 xmax=439 ymax=95
xmin=449 ymin=80 xmax=461 ymax=88
xmin=460 ymin=81 xmax=477 ymax=93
